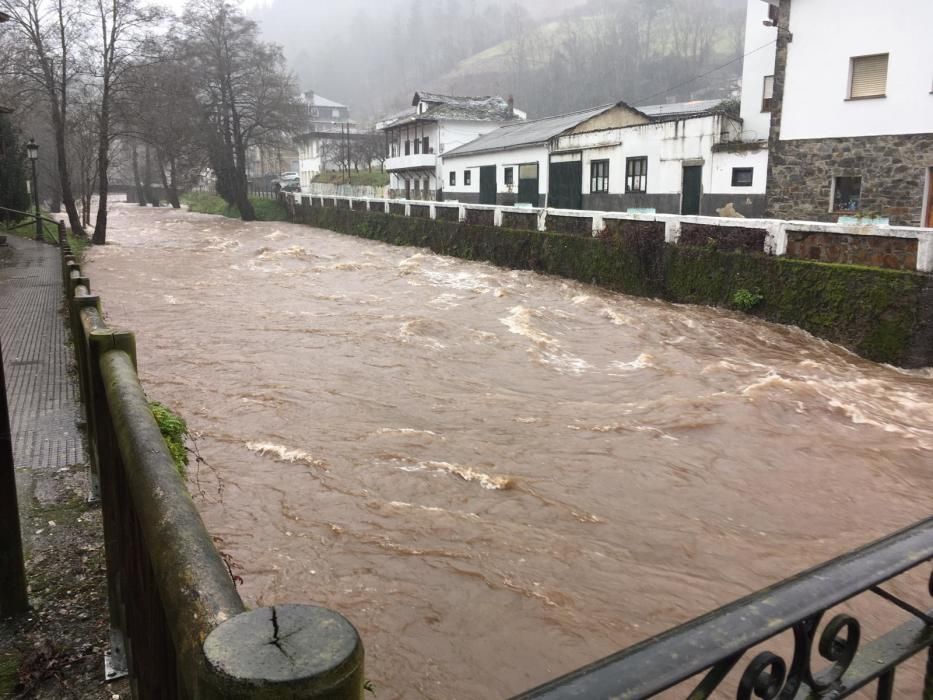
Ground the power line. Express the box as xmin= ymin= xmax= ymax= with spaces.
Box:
xmin=634 ymin=39 xmax=778 ymax=106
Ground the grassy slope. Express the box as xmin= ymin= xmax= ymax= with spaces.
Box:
xmin=182 ymin=192 xmax=289 ymax=222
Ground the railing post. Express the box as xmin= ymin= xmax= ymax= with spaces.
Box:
xmin=72 ymin=295 xmax=102 ymax=501
xmin=58 ymin=220 xmax=66 ymax=250
xmin=0 ymin=338 xmax=29 ymax=618
xmin=201 ymin=604 xmax=364 ymax=699
xmin=88 ymin=329 xmax=137 ymax=681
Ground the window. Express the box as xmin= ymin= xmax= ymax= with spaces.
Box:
xmin=504 ymin=167 xmax=514 ymax=186
xmin=832 ymin=176 xmax=861 ymax=212
xmin=450 ymin=171 xmax=456 ymax=187
xmin=762 ymin=75 xmax=774 ymax=112
xmin=625 ymin=157 xmax=648 ymax=193
xmin=423 ymin=178 xmax=429 ymax=195
xmin=519 ymin=163 xmax=538 ymax=180
xmin=414 ymin=138 xmax=421 ymax=154
xmin=590 ymin=160 xmax=609 ymax=193
xmin=422 ymin=137 xmax=430 ymax=154
xmin=405 ymin=140 xmax=411 ymax=156
xmin=332 ymin=109 xmax=340 ymax=118
xmin=464 ymin=170 xmax=472 ymax=186
xmin=849 ymin=54 xmax=888 ymax=99
xmin=731 ymin=168 xmax=754 ymax=187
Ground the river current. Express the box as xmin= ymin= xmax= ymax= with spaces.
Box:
xmin=86 ymin=203 xmax=932 ymax=698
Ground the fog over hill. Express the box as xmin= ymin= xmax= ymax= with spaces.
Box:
xmin=251 ymin=0 xmax=748 ymax=122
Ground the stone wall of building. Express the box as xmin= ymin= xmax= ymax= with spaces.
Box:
xmin=786 ymin=230 xmax=919 ymax=270
xmin=768 ymin=134 xmax=933 ymax=227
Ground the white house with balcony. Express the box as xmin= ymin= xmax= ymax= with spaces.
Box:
xmin=378 ymin=92 xmax=525 ymax=201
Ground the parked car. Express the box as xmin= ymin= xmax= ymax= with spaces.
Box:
xmin=283 ymin=182 xmax=301 ymax=193
xmin=272 ymin=171 xmax=300 ymax=187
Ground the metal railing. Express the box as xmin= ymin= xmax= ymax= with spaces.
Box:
xmin=510 ymin=522 xmax=932 ymax=699
xmin=59 ymin=232 xmax=364 ymax=698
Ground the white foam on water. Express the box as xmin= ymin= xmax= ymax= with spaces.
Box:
xmin=163 ymin=295 xmax=179 ymax=305
xmin=377 ymin=428 xmax=441 ymax=437
xmin=601 ymin=307 xmax=633 ymax=326
xmin=204 ymin=237 xmax=240 ymax=252
xmin=246 ymin=442 xmax=327 ymax=468
xmin=264 ymin=231 xmax=289 ymax=241
xmin=610 ymin=353 xmax=655 ymax=372
xmin=501 ymin=306 xmax=592 ymax=375
xmin=398 ymin=460 xmax=514 ymax=490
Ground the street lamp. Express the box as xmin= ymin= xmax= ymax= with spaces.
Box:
xmin=26 ymin=139 xmax=41 ymax=241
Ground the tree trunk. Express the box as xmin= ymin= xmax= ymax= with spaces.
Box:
xmin=92 ymin=79 xmax=111 ymax=245
xmin=167 ymin=155 xmax=181 ymax=209
xmin=131 ymin=143 xmax=147 ymax=206
xmin=143 ymin=145 xmax=158 ymax=206
xmin=157 ymin=153 xmax=179 ymax=208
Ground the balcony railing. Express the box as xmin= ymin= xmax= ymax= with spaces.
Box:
xmin=385 ymin=152 xmax=438 ymax=171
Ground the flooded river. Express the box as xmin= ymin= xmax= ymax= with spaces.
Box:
xmin=86 ymin=203 xmax=932 ymax=699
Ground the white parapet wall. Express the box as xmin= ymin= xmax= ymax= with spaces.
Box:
xmin=287 ymin=194 xmax=933 ymax=274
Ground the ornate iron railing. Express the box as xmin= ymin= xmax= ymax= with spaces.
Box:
xmin=512 ymin=517 xmax=933 ymax=699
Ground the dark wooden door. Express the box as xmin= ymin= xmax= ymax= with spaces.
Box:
xmin=549 ymin=160 xmax=582 ymax=210
xmin=681 ymin=165 xmax=702 ymax=215
xmin=479 ymin=166 xmax=497 ymax=205
xmin=518 ymin=176 xmax=538 ymax=206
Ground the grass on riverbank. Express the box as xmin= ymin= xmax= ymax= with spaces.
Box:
xmin=182 ymin=191 xmax=289 ymax=221
xmin=2 ymin=216 xmax=91 ymax=259
xmin=312 ymin=170 xmax=388 ymax=187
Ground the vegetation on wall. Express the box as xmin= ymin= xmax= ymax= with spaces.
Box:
xmin=294 ymin=205 xmax=931 ymax=367
xmin=149 ymin=402 xmax=189 ymax=477
xmin=182 ymin=192 xmax=288 ymax=222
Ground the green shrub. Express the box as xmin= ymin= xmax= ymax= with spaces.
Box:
xmin=732 ymin=288 xmax=764 ymax=311
xmin=149 ymin=401 xmax=189 ymax=476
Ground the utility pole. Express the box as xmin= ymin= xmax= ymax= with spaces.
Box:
xmin=345 ymin=124 xmax=351 ymax=186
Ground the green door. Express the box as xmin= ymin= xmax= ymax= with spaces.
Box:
xmin=548 ymin=160 xmax=582 ymax=210
xmin=480 ymin=166 xmax=497 ymax=205
xmin=681 ymin=165 xmax=702 ymax=215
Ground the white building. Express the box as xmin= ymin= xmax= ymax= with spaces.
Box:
xmin=761 ymin=0 xmax=933 ymax=226
xmin=443 ymin=100 xmax=759 ymax=216
xmin=378 ymin=92 xmax=525 ymax=201
xmin=295 ymin=91 xmax=355 ymax=190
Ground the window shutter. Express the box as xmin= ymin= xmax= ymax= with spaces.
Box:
xmin=850 ymin=54 xmax=888 ymax=98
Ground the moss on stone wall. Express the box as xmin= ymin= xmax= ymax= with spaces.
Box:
xmin=296 ymin=206 xmax=932 ymax=367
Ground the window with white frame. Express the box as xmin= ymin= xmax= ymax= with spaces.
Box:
xmin=849 ymin=54 xmax=888 ymax=99
xmin=762 ymin=75 xmax=774 ymax=112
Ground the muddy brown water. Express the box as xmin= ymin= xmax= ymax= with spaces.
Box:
xmin=86 ymin=204 xmax=932 ymax=699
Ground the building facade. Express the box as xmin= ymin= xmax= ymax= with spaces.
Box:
xmin=765 ymin=0 xmax=933 ymax=227
xmin=379 ymin=92 xmax=525 ymax=201
xmin=443 ymin=100 xmax=761 ymax=216
xmin=295 ymin=91 xmax=356 ymax=190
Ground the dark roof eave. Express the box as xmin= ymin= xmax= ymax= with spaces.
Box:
xmin=444 ymin=139 xmax=550 ymax=159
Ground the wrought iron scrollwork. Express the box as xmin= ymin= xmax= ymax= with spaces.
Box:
xmin=734 ymin=612 xmax=861 ymax=700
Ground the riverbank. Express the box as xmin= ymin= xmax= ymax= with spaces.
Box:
xmin=183 ymin=192 xmax=288 ymax=222
xmin=292 ymin=204 xmax=933 ymax=368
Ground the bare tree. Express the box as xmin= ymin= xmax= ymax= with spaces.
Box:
xmin=181 ymin=0 xmax=301 ymax=221
xmin=89 ymin=0 xmax=162 ymax=243
xmin=1 ymin=0 xmax=87 ymax=236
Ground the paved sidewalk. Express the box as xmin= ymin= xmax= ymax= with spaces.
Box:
xmin=0 ymin=236 xmax=84 ymax=473
xmin=0 ymin=235 xmax=122 ymax=699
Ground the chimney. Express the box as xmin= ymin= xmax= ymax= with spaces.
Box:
xmin=507 ymin=95 xmax=514 ymax=118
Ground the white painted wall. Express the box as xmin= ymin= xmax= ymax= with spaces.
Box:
xmin=739 ymin=0 xmax=778 ymax=141
xmin=561 ymin=115 xmax=754 ymax=197
xmin=710 ymin=148 xmax=771 ymax=194
xmin=442 ymin=145 xmax=549 ymax=199
xmin=781 ymin=0 xmax=933 ymax=140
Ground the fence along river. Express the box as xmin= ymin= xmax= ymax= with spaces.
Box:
xmin=86 ymin=203 xmax=933 ymax=699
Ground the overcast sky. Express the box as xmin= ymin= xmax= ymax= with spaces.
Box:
xmin=157 ymin=0 xmax=271 ymax=15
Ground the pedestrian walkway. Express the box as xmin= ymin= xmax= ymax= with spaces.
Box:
xmin=0 ymin=236 xmax=84 ymax=472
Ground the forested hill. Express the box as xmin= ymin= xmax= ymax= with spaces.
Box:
xmin=252 ymin=0 xmax=747 ymax=121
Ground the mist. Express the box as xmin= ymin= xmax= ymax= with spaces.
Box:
xmin=250 ymin=0 xmax=749 ymax=122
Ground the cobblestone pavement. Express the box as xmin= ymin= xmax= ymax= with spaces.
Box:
xmin=0 ymin=237 xmax=85 ymax=473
